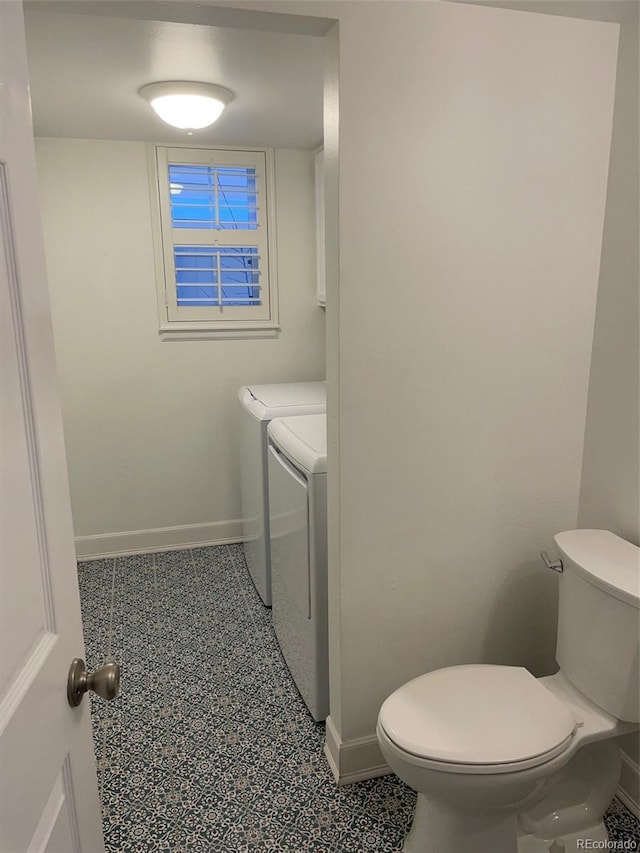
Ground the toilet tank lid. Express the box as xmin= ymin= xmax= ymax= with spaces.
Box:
xmin=554 ymin=530 xmax=639 ymax=609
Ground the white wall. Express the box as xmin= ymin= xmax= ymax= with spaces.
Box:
xmin=458 ymin=0 xmax=639 ymax=793
xmin=573 ymin=0 xmax=640 ymax=789
xmin=465 ymin=0 xmax=639 ymax=545
xmin=576 ymin=0 xmax=639 ymax=545
xmin=320 ymin=0 xmax=619 ymax=770
xmin=35 ymin=138 xmax=325 ymax=551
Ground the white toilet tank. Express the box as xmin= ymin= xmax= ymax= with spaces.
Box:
xmin=555 ymin=530 xmax=639 ymax=723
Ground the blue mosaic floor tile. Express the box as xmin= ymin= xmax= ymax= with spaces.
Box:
xmin=78 ymin=545 xmax=640 ymax=852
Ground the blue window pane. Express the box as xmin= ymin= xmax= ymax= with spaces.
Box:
xmin=169 ymin=164 xmax=258 ymax=230
xmin=220 ymin=285 xmax=261 ymax=306
xmin=176 ymin=286 xmax=217 ymax=306
xmin=174 ymin=246 xmax=261 ymax=307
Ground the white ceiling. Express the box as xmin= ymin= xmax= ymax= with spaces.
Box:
xmin=23 ymin=7 xmax=324 ymax=148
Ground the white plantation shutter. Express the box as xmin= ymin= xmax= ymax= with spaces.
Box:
xmin=153 ymin=146 xmax=278 ymax=333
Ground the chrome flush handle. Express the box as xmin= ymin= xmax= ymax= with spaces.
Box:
xmin=67 ymin=658 xmax=120 ymax=707
xmin=540 ymin=551 xmax=563 ymax=573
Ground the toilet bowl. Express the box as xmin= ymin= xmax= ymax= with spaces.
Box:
xmin=377 ymin=531 xmax=639 ymax=853
xmin=377 ymin=667 xmax=634 ymax=853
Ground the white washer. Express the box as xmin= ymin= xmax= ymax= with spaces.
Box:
xmin=238 ymin=382 xmax=326 ymax=605
xmin=267 ymin=413 xmax=328 ymax=721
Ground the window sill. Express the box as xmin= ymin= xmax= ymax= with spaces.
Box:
xmin=159 ymin=322 xmax=281 ymax=342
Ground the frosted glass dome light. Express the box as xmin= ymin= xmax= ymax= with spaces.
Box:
xmin=139 ymin=82 xmax=234 ymax=130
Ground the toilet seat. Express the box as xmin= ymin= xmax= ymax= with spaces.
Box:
xmin=378 ymin=665 xmax=578 ymax=775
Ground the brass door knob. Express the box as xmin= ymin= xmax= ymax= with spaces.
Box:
xmin=67 ymin=658 xmax=120 ymax=707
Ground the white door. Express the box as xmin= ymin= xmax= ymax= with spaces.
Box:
xmin=0 ymin=3 xmax=106 ymax=851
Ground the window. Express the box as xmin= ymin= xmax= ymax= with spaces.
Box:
xmin=150 ymin=146 xmax=278 ymax=338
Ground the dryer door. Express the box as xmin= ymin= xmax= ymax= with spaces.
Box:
xmin=268 ymin=443 xmax=310 ymax=621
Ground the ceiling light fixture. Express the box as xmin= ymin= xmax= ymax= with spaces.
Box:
xmin=139 ymin=82 xmax=234 ymax=131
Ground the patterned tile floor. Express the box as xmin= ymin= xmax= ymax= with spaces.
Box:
xmin=78 ymin=544 xmax=640 ymax=852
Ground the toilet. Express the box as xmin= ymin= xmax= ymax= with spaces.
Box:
xmin=377 ymin=530 xmax=639 ymax=853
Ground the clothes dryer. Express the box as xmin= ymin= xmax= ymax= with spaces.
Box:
xmin=267 ymin=413 xmax=327 ymax=721
xmin=238 ymin=382 xmax=326 ymax=605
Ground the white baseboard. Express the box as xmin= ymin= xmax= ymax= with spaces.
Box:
xmin=75 ymin=520 xmax=244 ymax=560
xmin=323 ymin=716 xmax=390 ymax=786
xmin=618 ymin=751 xmax=640 ymax=818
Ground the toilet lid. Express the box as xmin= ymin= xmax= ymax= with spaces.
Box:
xmin=379 ymin=665 xmax=577 ymax=770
